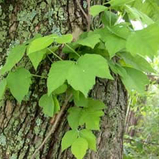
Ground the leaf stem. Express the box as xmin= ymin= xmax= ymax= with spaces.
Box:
xmin=65 ymin=44 xmax=80 ymax=57
xmin=31 ymin=74 xmax=47 ymax=79
xmin=47 ymin=54 xmax=53 ymax=63
xmin=47 ymin=48 xmax=63 ymax=61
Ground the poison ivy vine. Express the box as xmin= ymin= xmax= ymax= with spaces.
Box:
xmin=0 ymin=0 xmax=159 ymax=158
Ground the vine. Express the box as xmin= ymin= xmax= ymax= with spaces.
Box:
xmin=0 ymin=0 xmax=159 ymax=159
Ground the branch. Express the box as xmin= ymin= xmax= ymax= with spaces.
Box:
xmin=87 ymin=0 xmax=91 ymax=31
xmin=76 ymin=0 xmax=88 ymax=21
xmin=31 ymin=94 xmax=73 ymax=159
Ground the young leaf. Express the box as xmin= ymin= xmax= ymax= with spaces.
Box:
xmin=53 ymin=95 xmax=60 ymax=114
xmin=39 ymin=94 xmax=54 ymax=117
xmin=76 ymin=34 xmax=101 ymax=49
xmin=0 ymin=79 xmax=7 ymax=100
xmin=7 ymin=68 xmax=31 ymax=103
xmin=62 ymin=130 xmax=78 ymax=151
xmin=126 ymin=24 xmax=159 ymax=57
xmin=71 ymin=137 xmax=88 ymax=159
xmin=90 ymin=5 xmax=107 ymax=17
xmin=80 ymin=129 xmax=96 ymax=151
xmin=28 ymin=49 xmax=47 ymax=70
xmin=0 ymin=45 xmax=26 ymax=75
xmin=79 ymin=109 xmax=104 ymax=130
xmin=67 ymin=54 xmax=113 ymax=97
xmin=47 ymin=61 xmax=74 ymax=95
xmin=56 ymin=34 xmax=73 ymax=44
xmin=27 ymin=34 xmax=58 ymax=54
xmin=67 ymin=107 xmax=82 ymax=129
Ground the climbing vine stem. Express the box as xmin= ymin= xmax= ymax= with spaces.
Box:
xmin=31 ymin=94 xmax=73 ymax=159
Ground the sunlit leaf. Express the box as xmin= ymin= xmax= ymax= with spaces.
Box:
xmin=27 ymin=34 xmax=58 ymax=54
xmin=71 ymin=137 xmax=88 ymax=159
xmin=80 ymin=129 xmax=96 ymax=151
xmin=28 ymin=49 xmax=47 ymax=70
xmin=62 ymin=130 xmax=78 ymax=151
xmin=56 ymin=34 xmax=73 ymax=44
xmin=47 ymin=61 xmax=74 ymax=95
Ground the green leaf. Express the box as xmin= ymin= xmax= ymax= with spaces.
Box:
xmin=0 ymin=45 xmax=26 ymax=75
xmin=25 ymin=34 xmax=42 ymax=45
xmin=79 ymin=109 xmax=104 ymax=130
xmin=48 ymin=54 xmax=112 ymax=97
xmin=87 ymin=98 xmax=106 ymax=110
xmin=62 ymin=130 xmax=78 ymax=151
xmin=120 ymin=52 xmax=154 ymax=73
xmin=0 ymin=79 xmax=7 ymax=100
xmin=28 ymin=49 xmax=47 ymax=70
xmin=39 ymin=94 xmax=54 ymax=117
xmin=90 ymin=5 xmax=107 ymax=17
xmin=53 ymin=95 xmax=60 ymax=114
xmin=131 ymin=0 xmax=159 ymax=22
xmin=105 ymin=35 xmax=126 ymax=58
xmin=67 ymin=64 xmax=95 ymax=97
xmin=47 ymin=61 xmax=74 ymax=95
xmin=71 ymin=137 xmax=88 ymax=159
xmin=126 ymin=24 xmax=159 ymax=57
xmin=76 ymin=34 xmax=101 ymax=49
xmin=80 ymin=129 xmax=96 ymax=151
xmin=67 ymin=107 xmax=82 ymax=129
xmin=110 ymin=0 xmax=134 ymax=7
xmin=67 ymin=99 xmax=106 ymax=130
xmin=73 ymin=90 xmax=88 ymax=107
xmin=67 ymin=54 xmax=113 ymax=97
xmin=53 ymin=84 xmax=68 ymax=95
xmin=101 ymin=10 xmax=118 ymax=26
xmin=95 ymin=25 xmax=130 ymax=58
xmin=125 ymin=5 xmax=154 ymax=25
xmin=7 ymin=68 xmax=31 ymax=103
xmin=27 ymin=34 xmax=58 ymax=55
xmin=56 ymin=34 xmax=73 ymax=44
xmin=119 ymin=67 xmax=149 ymax=93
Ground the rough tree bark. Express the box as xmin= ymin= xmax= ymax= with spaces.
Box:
xmin=0 ymin=0 xmax=127 ymax=159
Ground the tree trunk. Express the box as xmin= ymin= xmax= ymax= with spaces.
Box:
xmin=0 ymin=0 xmax=127 ymax=159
